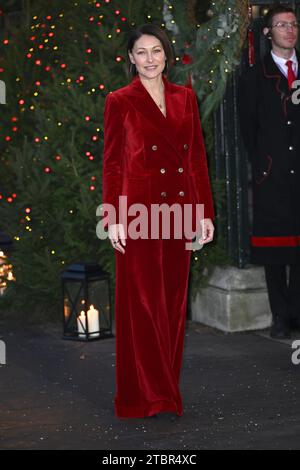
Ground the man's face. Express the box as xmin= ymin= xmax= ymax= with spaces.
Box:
xmin=268 ymin=12 xmax=298 ymax=50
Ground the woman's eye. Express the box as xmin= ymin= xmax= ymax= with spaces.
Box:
xmin=154 ymin=49 xmax=161 ymax=53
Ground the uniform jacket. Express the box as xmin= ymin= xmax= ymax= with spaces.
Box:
xmin=239 ymin=50 xmax=300 ymax=264
xmin=102 ymin=73 xmax=214 ymax=235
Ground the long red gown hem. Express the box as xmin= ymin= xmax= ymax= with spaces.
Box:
xmin=114 ymin=398 xmax=183 ymax=418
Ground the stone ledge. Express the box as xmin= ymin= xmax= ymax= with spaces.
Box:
xmin=191 ymin=265 xmax=272 ymax=332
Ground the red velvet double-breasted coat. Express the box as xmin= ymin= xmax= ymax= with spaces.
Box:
xmin=102 ymin=73 xmax=214 ymax=418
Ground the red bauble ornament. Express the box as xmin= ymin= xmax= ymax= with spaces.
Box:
xmin=182 ymin=54 xmax=192 ymax=65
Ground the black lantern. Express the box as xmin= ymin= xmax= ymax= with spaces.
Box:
xmin=62 ymin=263 xmax=113 ymax=341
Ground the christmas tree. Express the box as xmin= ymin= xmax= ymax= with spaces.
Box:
xmin=0 ymin=0 xmax=165 ymax=319
xmin=0 ymin=0 xmax=249 ymax=320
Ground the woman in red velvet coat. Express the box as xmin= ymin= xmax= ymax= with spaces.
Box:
xmin=102 ymin=24 xmax=214 ymax=419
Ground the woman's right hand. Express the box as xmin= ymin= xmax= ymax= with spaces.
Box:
xmin=108 ymin=223 xmax=126 ymax=254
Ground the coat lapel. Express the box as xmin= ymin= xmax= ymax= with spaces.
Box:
xmin=123 ymin=74 xmax=188 ymax=155
xmin=263 ymin=50 xmax=300 ymax=96
xmin=263 ymin=51 xmax=289 ymax=97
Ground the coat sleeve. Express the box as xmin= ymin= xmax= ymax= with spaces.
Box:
xmin=190 ymin=89 xmax=215 ymax=220
xmin=102 ymin=92 xmax=124 ymax=228
xmin=238 ymin=65 xmax=259 ymax=160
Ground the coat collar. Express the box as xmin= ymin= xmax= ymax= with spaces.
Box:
xmin=262 ymin=49 xmax=300 ymax=96
xmin=121 ymin=74 xmax=189 ymax=156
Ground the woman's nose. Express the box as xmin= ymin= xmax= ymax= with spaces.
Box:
xmin=147 ymin=53 xmax=153 ymax=62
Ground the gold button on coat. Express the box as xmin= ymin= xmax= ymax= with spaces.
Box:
xmin=179 ymin=191 xmax=185 ymax=197
xmin=178 ymin=167 xmax=184 ymax=173
xmin=160 ymin=168 xmax=166 ymax=174
xmin=183 ymin=144 xmax=189 ymax=150
xmin=160 ymin=191 xmax=167 ymax=197
xmin=152 ymin=145 xmax=158 ymax=151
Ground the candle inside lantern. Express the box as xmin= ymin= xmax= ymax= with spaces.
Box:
xmin=77 ymin=304 xmax=100 ymax=339
xmin=77 ymin=311 xmax=86 ymax=338
xmin=64 ymin=297 xmax=71 ymax=319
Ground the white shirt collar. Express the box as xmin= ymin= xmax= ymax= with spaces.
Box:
xmin=271 ymin=49 xmax=298 ymax=76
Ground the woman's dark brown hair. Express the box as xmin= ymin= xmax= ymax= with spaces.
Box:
xmin=126 ymin=23 xmax=174 ymax=78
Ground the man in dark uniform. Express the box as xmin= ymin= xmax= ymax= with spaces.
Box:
xmin=239 ymin=4 xmax=300 ymax=338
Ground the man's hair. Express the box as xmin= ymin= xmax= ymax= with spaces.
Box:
xmin=264 ymin=4 xmax=296 ymax=29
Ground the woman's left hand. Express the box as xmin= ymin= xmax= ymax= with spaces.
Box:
xmin=199 ymin=218 xmax=214 ymax=244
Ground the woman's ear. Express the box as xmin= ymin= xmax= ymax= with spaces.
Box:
xmin=128 ymin=51 xmax=135 ymax=64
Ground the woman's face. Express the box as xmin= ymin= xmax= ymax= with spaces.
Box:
xmin=129 ymin=34 xmax=166 ymax=80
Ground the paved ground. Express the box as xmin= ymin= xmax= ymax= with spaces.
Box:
xmin=1 ymin=319 xmax=300 ymax=450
